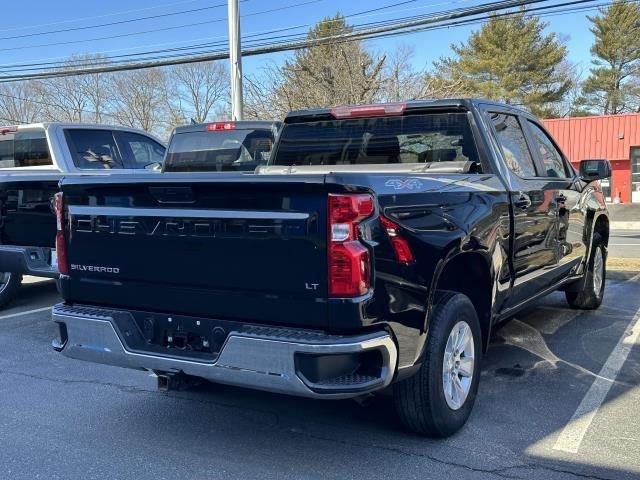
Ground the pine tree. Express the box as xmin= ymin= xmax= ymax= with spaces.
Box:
xmin=275 ymin=15 xmax=386 ymax=111
xmin=580 ymin=1 xmax=640 ymax=114
xmin=429 ymin=10 xmax=571 ymax=117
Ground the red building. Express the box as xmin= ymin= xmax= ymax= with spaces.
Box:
xmin=543 ymin=114 xmax=640 ymax=203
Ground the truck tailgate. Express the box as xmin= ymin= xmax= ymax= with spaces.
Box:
xmin=61 ymin=176 xmax=331 ymax=328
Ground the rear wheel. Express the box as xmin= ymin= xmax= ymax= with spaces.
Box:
xmin=393 ymin=293 xmax=481 ymax=437
xmin=0 ymin=272 xmax=22 ymax=309
xmin=566 ymin=233 xmax=606 ymax=310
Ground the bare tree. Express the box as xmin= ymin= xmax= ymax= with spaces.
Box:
xmin=34 ymin=77 xmax=89 ymax=122
xmin=380 ymin=45 xmax=425 ymax=102
xmin=32 ymin=55 xmax=111 ymax=122
xmin=244 ymin=64 xmax=290 ymax=119
xmin=77 ymin=55 xmax=113 ymax=123
xmin=0 ymin=81 xmax=43 ymax=124
xmin=168 ymin=61 xmax=228 ymax=123
xmin=109 ymin=68 xmax=169 ymax=133
xmin=422 ymin=57 xmax=474 ymax=99
xmin=552 ymin=62 xmax=587 ymax=117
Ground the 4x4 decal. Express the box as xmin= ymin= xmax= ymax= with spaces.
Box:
xmin=385 ymin=178 xmax=424 ymax=190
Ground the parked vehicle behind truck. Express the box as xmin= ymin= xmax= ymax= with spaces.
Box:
xmin=163 ymin=121 xmax=280 ymax=173
xmin=0 ymin=123 xmax=165 ymax=308
xmin=51 ymin=100 xmax=610 ymax=437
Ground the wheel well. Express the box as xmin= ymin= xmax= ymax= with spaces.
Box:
xmin=435 ymin=253 xmax=492 ymax=351
xmin=594 ymin=215 xmax=609 ymax=247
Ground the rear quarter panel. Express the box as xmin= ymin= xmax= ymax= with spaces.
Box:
xmin=326 ymin=173 xmax=511 ymax=369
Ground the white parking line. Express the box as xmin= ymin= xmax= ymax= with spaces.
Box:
xmin=553 ymin=305 xmax=640 ymax=453
xmin=0 ymin=306 xmax=53 ymax=321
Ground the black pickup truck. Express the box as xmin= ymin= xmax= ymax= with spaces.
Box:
xmin=52 ymin=100 xmax=610 ymax=437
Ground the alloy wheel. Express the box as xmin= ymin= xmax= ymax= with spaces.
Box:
xmin=442 ymin=320 xmax=475 ymax=410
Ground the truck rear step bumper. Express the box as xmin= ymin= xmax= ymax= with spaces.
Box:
xmin=52 ymin=303 xmax=398 ymax=399
xmin=0 ymin=245 xmax=58 ymax=278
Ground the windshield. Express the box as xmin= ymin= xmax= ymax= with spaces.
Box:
xmin=164 ymin=129 xmax=274 ymax=172
xmin=272 ymin=112 xmax=479 ymax=167
xmin=0 ymin=129 xmax=52 ymax=168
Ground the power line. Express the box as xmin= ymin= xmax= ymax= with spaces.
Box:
xmin=0 ymin=0 xmax=553 ymax=80
xmin=0 ymin=0 xmax=320 ymax=54
xmin=0 ymin=1 xmax=236 ymax=41
xmin=0 ymin=26 xmax=302 ymax=73
xmin=0 ymin=0 xmax=422 ymax=72
xmin=358 ymin=0 xmax=621 ymax=40
xmin=0 ymin=0 xmax=617 ymax=124
xmin=0 ymin=0 xmax=205 ymax=33
xmin=0 ymin=0 xmax=600 ymax=82
xmin=0 ymin=0 xmax=423 ymax=69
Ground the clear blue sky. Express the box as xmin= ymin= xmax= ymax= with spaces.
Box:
xmin=0 ymin=0 xmax=596 ymax=77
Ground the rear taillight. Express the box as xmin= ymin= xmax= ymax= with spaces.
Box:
xmin=328 ymin=194 xmax=374 ymax=297
xmin=53 ymin=192 xmax=69 ymax=275
xmin=379 ymin=215 xmax=414 ymax=264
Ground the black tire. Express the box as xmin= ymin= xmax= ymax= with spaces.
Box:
xmin=565 ymin=233 xmax=606 ymax=310
xmin=393 ymin=292 xmax=482 ymax=437
xmin=0 ymin=272 xmax=22 ymax=309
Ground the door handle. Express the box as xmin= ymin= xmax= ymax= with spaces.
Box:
xmin=514 ymin=193 xmax=532 ymax=210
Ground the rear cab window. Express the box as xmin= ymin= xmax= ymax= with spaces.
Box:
xmin=272 ymin=112 xmax=481 ymax=168
xmin=0 ymin=128 xmax=52 ymax=168
xmin=164 ymin=128 xmax=275 ymax=172
xmin=64 ymin=129 xmax=125 ymax=170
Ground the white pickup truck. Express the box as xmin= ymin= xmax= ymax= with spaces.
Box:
xmin=0 ymin=122 xmax=166 ymax=308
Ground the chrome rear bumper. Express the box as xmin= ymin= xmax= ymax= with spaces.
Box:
xmin=53 ymin=304 xmax=398 ymax=399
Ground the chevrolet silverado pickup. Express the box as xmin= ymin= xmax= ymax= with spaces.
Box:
xmin=52 ymin=100 xmax=610 ymax=437
xmin=0 ymin=122 xmax=165 ymax=307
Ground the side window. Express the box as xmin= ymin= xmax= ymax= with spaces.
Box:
xmin=65 ymin=129 xmax=124 ymax=169
xmin=527 ymin=121 xmax=569 ymax=178
xmin=489 ymin=113 xmax=537 ymax=177
xmin=0 ymin=130 xmax=52 ymax=168
xmin=116 ymin=132 xmax=166 ymax=169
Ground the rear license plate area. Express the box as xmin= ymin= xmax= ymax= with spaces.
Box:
xmin=112 ymin=311 xmax=235 ymax=362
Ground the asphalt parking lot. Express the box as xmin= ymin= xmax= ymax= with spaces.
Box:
xmin=0 ymin=272 xmax=639 ymax=480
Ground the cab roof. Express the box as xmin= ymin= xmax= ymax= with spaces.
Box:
xmin=0 ymin=122 xmax=166 ymax=145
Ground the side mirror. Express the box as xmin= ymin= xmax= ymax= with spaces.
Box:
xmin=579 ymin=159 xmax=611 ymax=182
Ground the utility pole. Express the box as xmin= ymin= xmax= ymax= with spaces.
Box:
xmin=227 ymin=0 xmax=244 ymax=120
